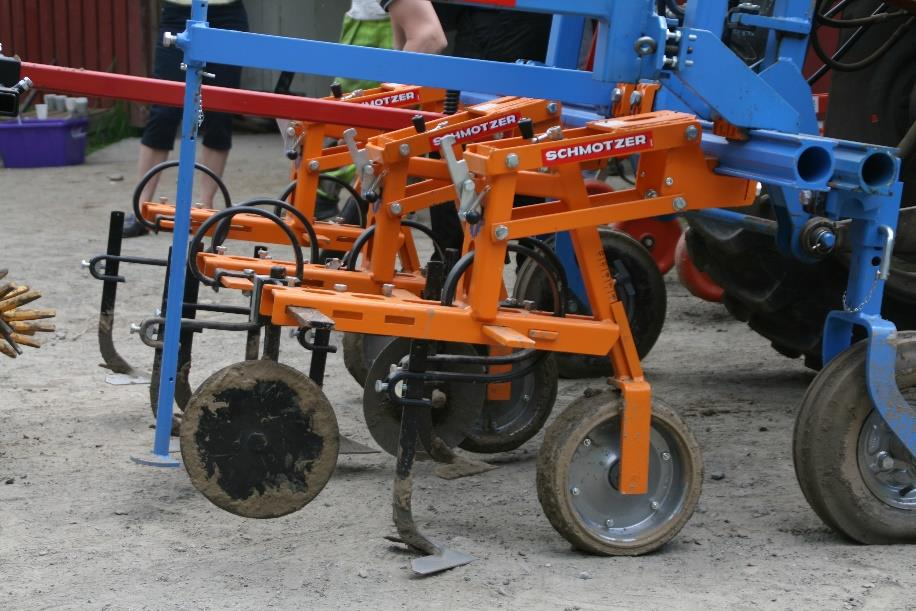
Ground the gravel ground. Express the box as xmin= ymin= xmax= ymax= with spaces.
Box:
xmin=1 ymin=135 xmax=914 ymax=610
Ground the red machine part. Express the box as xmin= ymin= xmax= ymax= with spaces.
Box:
xmin=584 ymin=179 xmax=680 ymax=274
xmin=22 ymin=62 xmax=442 ymax=130
xmin=675 ymin=231 xmax=724 ymax=303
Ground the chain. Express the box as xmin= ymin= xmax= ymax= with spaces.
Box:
xmin=842 ymin=274 xmax=880 ymax=314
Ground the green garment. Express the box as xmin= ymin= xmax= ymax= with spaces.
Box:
xmin=336 ymin=15 xmax=394 ymax=93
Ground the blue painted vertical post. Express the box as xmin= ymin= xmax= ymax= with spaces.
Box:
xmin=135 ymin=0 xmax=209 ymax=466
xmin=546 ymin=15 xmax=587 ymax=69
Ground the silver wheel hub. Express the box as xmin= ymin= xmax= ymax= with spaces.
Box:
xmin=567 ymin=417 xmax=687 ymax=542
xmin=857 ymin=410 xmax=916 ymax=510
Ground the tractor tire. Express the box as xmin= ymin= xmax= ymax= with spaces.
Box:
xmin=685 ymin=6 xmax=916 ymax=369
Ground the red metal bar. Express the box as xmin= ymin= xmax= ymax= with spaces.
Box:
xmin=22 ymin=62 xmax=444 ymax=129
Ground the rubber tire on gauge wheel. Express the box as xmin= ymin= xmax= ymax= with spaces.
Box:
xmin=793 ymin=332 xmax=916 ymax=543
xmin=536 ymin=389 xmax=702 ymax=556
xmin=684 ymin=5 xmax=916 ymax=369
xmin=514 ymin=227 xmax=667 ymax=379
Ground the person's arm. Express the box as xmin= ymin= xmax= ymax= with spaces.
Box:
xmin=385 ymin=0 xmax=447 ymax=54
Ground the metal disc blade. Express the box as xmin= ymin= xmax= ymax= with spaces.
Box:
xmin=180 ymin=360 xmax=339 ymax=518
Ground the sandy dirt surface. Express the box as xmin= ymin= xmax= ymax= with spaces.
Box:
xmin=1 ymin=135 xmax=914 ymax=610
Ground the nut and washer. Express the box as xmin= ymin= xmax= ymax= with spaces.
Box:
xmin=583 ymin=438 xmax=592 ymax=448
xmin=163 ymin=32 xmax=177 ymax=47
xmin=494 ymin=225 xmax=510 ymax=241
xmin=382 ymin=283 xmax=395 ymax=297
xmin=505 ymin=153 xmax=520 ymax=169
xmin=399 ymin=143 xmax=411 ymax=157
xmin=333 ymin=283 xmax=348 ymax=292
xmin=685 ymin=125 xmax=699 ymax=141
xmin=546 ymin=102 xmax=558 ymax=114
xmin=307 ymin=160 xmax=320 ymax=173
xmin=215 ymin=246 xmax=227 ymax=255
xmin=673 ymin=197 xmax=688 ymax=211
xmin=665 ymin=177 xmax=674 ymax=187
xmin=645 ymin=189 xmax=658 ymax=199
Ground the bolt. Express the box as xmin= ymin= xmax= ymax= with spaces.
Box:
xmin=324 ymin=258 xmax=342 ymax=270
xmin=662 ymin=452 xmax=671 ymax=461
xmin=642 ymin=237 xmax=656 ymax=249
xmin=505 ymin=153 xmax=520 ymax=169
xmin=216 ymin=245 xmax=227 ymax=255
xmin=605 ymin=519 xmax=614 ymax=528
xmin=154 ymin=308 xmax=162 ymax=317
xmin=685 ymin=125 xmax=699 ymax=141
xmin=308 ymin=160 xmax=320 ymax=173
xmin=334 ymin=283 xmax=348 ymax=292
xmin=611 ymin=87 xmax=623 ymax=104
xmin=684 ymin=59 xmax=694 ymax=67
xmin=645 ymin=189 xmax=658 ymax=199
xmin=242 ymin=268 xmax=255 ymax=276
xmin=494 ymin=225 xmax=510 ymax=241
xmin=650 ymin=501 xmax=660 ymax=511
xmin=663 ymin=57 xmax=678 ymax=69
xmin=257 ymin=249 xmax=271 ymax=260
xmin=665 ymin=177 xmax=674 ymax=187
xmin=163 ymin=32 xmax=177 ymax=47
xmin=547 ymin=102 xmax=558 ymax=114
xmin=673 ymin=197 xmax=688 ymax=211
xmin=630 ymin=91 xmax=643 ymax=108
xmin=522 ymin=394 xmax=531 ymax=402
xmin=876 ymin=451 xmax=895 ymax=472
xmin=374 ymin=380 xmax=389 ymax=393
xmin=688 ymin=33 xmax=698 ymax=41
xmin=201 ymin=71 xmax=216 ymax=80
xmin=382 ymin=283 xmax=395 ymax=297
xmin=129 ymin=323 xmax=141 ymax=335
xmin=159 ymin=195 xmax=169 ymax=204
xmin=571 ymin=487 xmax=581 ymax=496
xmin=179 ymin=62 xmax=188 ymax=72
xmin=583 ymin=438 xmax=592 ymax=448
xmin=399 ymin=143 xmax=411 ymax=157
xmin=389 ymin=202 xmax=403 ymax=217
xmin=286 ymin=126 xmax=297 ymax=137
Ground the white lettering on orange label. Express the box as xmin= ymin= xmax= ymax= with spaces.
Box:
xmin=360 ymin=90 xmax=419 ymax=107
xmin=542 ymin=131 xmax=654 ymax=165
xmin=430 ymin=113 xmax=522 ymax=148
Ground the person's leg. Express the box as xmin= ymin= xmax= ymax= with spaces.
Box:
xmin=137 ymin=144 xmax=170 ymax=204
xmin=196 ymin=146 xmax=229 ymax=208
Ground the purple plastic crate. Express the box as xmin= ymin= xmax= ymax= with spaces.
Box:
xmin=0 ymin=117 xmax=88 ymax=168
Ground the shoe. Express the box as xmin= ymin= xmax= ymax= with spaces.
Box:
xmin=122 ymin=214 xmax=149 ymax=238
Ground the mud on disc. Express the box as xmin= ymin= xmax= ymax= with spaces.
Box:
xmin=180 ymin=360 xmax=339 ymax=519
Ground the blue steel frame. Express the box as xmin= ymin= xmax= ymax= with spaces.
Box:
xmin=141 ymin=0 xmax=914 ymax=465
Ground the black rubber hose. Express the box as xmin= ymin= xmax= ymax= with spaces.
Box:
xmin=210 ymin=197 xmax=320 ymax=263
xmin=440 ymin=244 xmax=565 ymax=316
xmin=132 ymin=160 xmax=231 ymax=231
xmin=188 ymin=206 xmax=304 ymax=288
xmin=816 ymin=0 xmax=906 ymax=27
xmin=280 ymin=174 xmax=369 ymax=227
xmin=811 ymin=14 xmax=914 ymax=71
xmin=343 ymin=220 xmax=447 ymax=271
